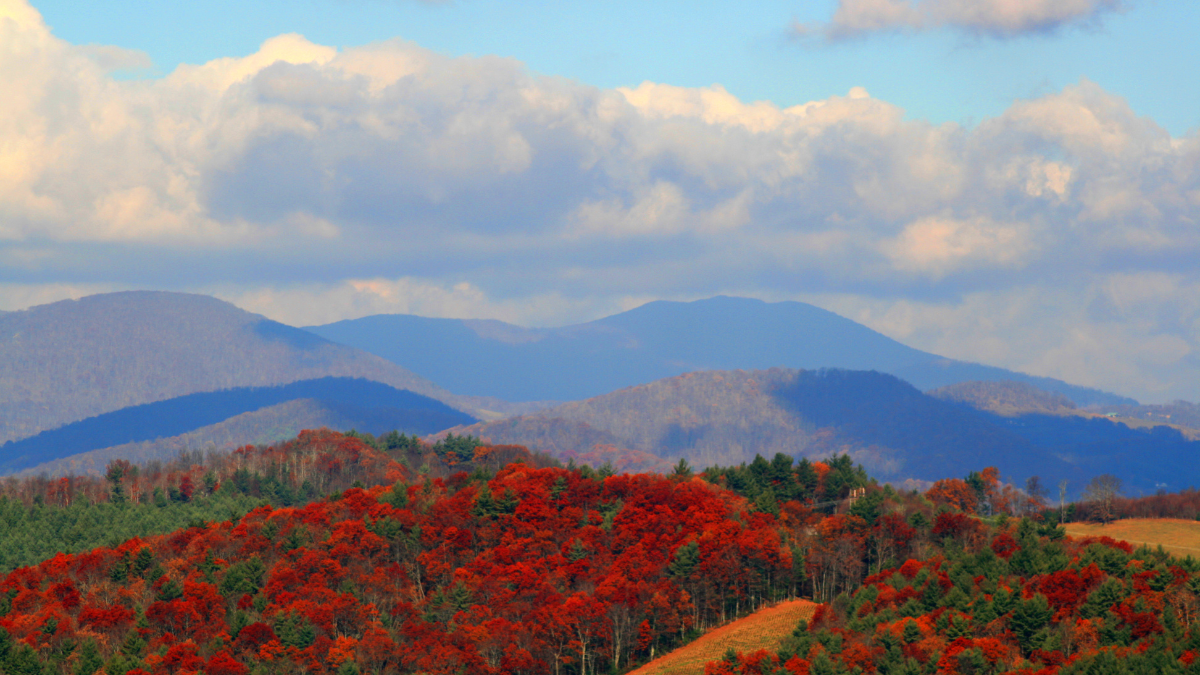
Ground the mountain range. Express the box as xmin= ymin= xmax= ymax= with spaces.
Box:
xmin=1 ymin=291 xmax=1175 ymax=491
xmin=444 ymin=369 xmax=1199 ymax=496
xmin=306 ymin=296 xmax=1135 ymax=406
xmin=0 ymin=291 xmax=543 ymax=446
xmin=0 ymin=377 xmax=474 ymax=476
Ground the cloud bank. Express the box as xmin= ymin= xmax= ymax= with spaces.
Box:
xmin=794 ymin=0 xmax=1127 ymax=40
xmin=1 ymin=0 xmax=1199 ymax=402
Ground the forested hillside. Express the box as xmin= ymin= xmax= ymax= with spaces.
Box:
xmin=0 ymin=431 xmax=877 ymax=675
xmin=714 ymin=514 xmax=1200 ymax=674
xmin=20 ymin=400 xmax=447 ymax=479
xmin=10 ymin=426 xmax=1200 ymax=674
xmin=450 ymin=370 xmax=817 ymax=469
xmin=446 ymin=369 xmax=1043 ymax=483
xmin=1097 ymin=400 xmax=1200 ymax=433
xmin=1 ymin=378 xmax=475 ymax=476
xmin=929 ymin=381 xmax=1078 ymax=416
xmin=449 ymin=369 xmax=1200 ymax=495
xmin=0 ymin=428 xmax=536 ymax=572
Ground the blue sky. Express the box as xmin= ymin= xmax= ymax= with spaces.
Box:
xmin=31 ymin=0 xmax=1200 ymax=135
xmin=3 ymin=0 xmax=1200 ymax=403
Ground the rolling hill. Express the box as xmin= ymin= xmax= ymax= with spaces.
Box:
xmin=0 ymin=432 xmax=807 ymax=675
xmin=445 ymin=369 xmax=1200 ymax=495
xmin=16 ymin=397 xmax=457 ymax=478
xmin=0 ymin=377 xmax=475 ymax=476
xmin=443 ymin=369 xmax=1047 ymax=481
xmin=306 ymin=296 xmax=1135 ymax=406
xmin=1091 ymin=399 xmax=1200 ymax=432
xmin=0 ymin=291 xmax=529 ymax=446
xmin=629 ymin=600 xmax=818 ymax=675
xmin=928 ymin=380 xmax=1078 ymax=416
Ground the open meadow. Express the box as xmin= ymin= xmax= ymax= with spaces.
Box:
xmin=628 ymin=600 xmax=817 ymax=675
xmin=1065 ymin=518 xmax=1200 ymax=558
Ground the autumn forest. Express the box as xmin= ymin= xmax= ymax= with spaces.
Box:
xmin=1 ymin=427 xmax=1198 ymax=675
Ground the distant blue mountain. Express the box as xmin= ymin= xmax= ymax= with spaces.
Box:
xmin=0 ymin=291 xmax=478 ymax=446
xmin=0 ymin=377 xmax=474 ymax=475
xmin=307 ymin=296 xmax=1135 ymax=406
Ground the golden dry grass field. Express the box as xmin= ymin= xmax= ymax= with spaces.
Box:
xmin=628 ymin=600 xmax=817 ymax=675
xmin=1065 ymin=518 xmax=1200 ymax=558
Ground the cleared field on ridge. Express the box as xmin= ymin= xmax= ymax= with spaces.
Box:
xmin=628 ymin=600 xmax=817 ymax=675
xmin=1065 ymin=518 xmax=1200 ymax=558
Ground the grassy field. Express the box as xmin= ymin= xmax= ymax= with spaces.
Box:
xmin=1065 ymin=518 xmax=1200 ymax=558
xmin=628 ymin=600 xmax=817 ymax=675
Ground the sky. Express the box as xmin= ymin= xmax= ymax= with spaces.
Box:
xmin=2 ymin=0 xmax=1199 ymax=403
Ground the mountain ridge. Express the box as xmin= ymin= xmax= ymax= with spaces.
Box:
xmin=0 ymin=291 xmax=533 ymax=446
xmin=307 ymin=295 xmax=1135 ymax=407
xmin=445 ymin=368 xmax=1199 ymax=495
xmin=0 ymin=377 xmax=476 ymax=476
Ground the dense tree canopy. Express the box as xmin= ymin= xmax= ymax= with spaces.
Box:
xmin=4 ymin=429 xmax=1199 ymax=675
xmin=2 ymin=432 xmax=870 ymax=675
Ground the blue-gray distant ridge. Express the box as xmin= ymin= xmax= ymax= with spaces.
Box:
xmin=0 ymin=377 xmax=474 ymax=475
xmin=306 ymin=296 xmax=1135 ymax=407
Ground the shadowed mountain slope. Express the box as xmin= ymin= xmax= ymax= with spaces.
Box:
xmin=445 ymin=369 xmax=1038 ymax=480
xmin=448 ymin=368 xmax=1200 ymax=495
xmin=18 ymin=395 xmax=471 ymax=478
xmin=0 ymin=377 xmax=475 ymax=475
xmin=0 ymin=291 xmax=510 ymax=445
xmin=307 ymin=296 xmax=1134 ymax=406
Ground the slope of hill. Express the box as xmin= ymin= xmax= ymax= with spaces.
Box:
xmin=630 ymin=600 xmax=817 ymax=675
xmin=6 ymin=377 xmax=475 ymax=476
xmin=929 ymin=380 xmax=1078 ymax=416
xmin=715 ymin=515 xmax=1200 ymax=675
xmin=307 ymin=296 xmax=1134 ymax=406
xmin=7 ymin=427 xmax=1199 ymax=675
xmin=1090 ymin=399 xmax=1200 ymax=431
xmin=0 ymin=291 xmax=519 ymax=446
xmin=1063 ymin=519 xmax=1200 ymax=558
xmin=445 ymin=369 xmax=1043 ymax=481
xmin=0 ymin=437 xmax=809 ymax=675
xmin=0 ymin=428 xmax=412 ymax=571
xmin=448 ymin=369 xmax=1200 ymax=495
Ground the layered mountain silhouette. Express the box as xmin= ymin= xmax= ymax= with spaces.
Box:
xmin=15 ymin=389 xmax=478 ymax=478
xmin=307 ymin=296 xmax=1134 ymax=407
xmin=446 ymin=369 xmax=1196 ymax=496
xmin=0 ymin=377 xmax=474 ymax=475
xmin=0 ymin=291 xmax=532 ymax=445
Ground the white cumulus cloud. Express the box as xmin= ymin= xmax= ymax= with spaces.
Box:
xmin=2 ymin=0 xmax=1200 ymax=402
